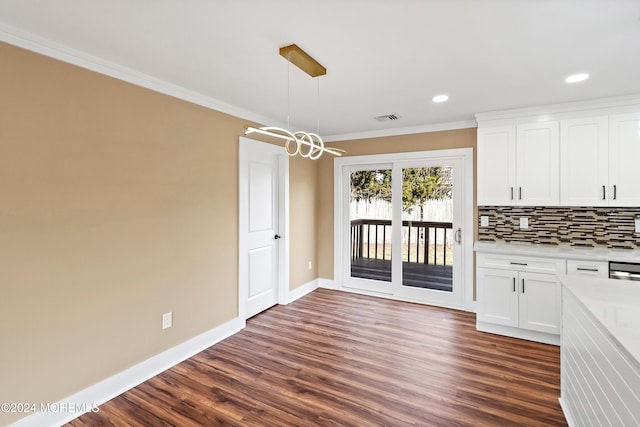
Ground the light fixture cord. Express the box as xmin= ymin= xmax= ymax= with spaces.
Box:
xmin=316 ymin=76 xmax=320 ymax=135
xmin=287 ymin=60 xmax=290 ymax=131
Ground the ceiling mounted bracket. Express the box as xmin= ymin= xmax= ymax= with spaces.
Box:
xmin=279 ymin=44 xmax=326 ymax=78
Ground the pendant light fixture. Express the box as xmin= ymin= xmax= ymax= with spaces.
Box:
xmin=245 ymin=44 xmax=345 ymax=159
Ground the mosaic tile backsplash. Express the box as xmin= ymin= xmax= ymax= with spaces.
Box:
xmin=478 ymin=206 xmax=640 ymax=249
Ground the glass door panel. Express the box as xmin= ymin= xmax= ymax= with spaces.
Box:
xmin=401 ymin=166 xmax=454 ymax=292
xmin=349 ymin=169 xmax=392 ymax=283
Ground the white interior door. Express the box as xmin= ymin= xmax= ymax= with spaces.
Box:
xmin=239 ymin=138 xmax=287 ymax=319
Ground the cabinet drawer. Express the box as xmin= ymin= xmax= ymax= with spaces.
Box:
xmin=566 ymin=260 xmax=608 ymax=278
xmin=477 ymin=253 xmax=565 ymax=274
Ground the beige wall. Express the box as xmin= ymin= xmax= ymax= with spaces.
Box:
xmin=316 ymin=129 xmax=478 ymax=280
xmin=0 ymin=39 xmax=472 ymax=425
xmin=0 ymin=42 xmax=317 ymax=424
xmin=289 ymin=156 xmax=319 ymax=288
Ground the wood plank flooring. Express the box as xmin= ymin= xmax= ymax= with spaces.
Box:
xmin=68 ymin=289 xmax=567 ymax=426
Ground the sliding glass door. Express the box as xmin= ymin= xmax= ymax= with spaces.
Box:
xmin=338 ymin=152 xmax=469 ymax=310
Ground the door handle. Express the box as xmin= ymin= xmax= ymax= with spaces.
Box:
xmin=454 ymin=228 xmax=462 ymax=244
xmin=274 ymin=234 xmax=281 ymax=240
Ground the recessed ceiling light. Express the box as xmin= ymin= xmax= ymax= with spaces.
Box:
xmin=432 ymin=94 xmax=449 ymax=103
xmin=565 ymin=73 xmax=589 ymax=83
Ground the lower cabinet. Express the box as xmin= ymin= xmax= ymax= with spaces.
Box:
xmin=566 ymin=259 xmax=608 ymax=278
xmin=476 ymin=253 xmax=564 ymax=345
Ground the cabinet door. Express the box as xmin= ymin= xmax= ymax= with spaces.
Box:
xmin=518 ymin=272 xmax=560 ymax=334
xmin=516 ymin=122 xmax=559 ymax=205
xmin=477 ymin=268 xmax=518 ymax=327
xmin=477 ymin=126 xmax=516 ymax=205
xmin=609 ymin=112 xmax=640 ymax=206
xmin=560 ymin=116 xmax=609 ymax=206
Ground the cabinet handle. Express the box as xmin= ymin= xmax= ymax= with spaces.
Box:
xmin=513 ymin=277 xmax=516 ymax=292
xmin=613 ymin=185 xmax=617 ymax=200
xmin=454 ymin=228 xmax=462 ymax=244
xmin=522 ymin=278 xmax=525 ymax=294
xmin=510 ymin=187 xmax=514 ymax=200
xmin=510 ymin=262 xmax=528 ymax=266
xmin=602 ymin=185 xmax=606 ymax=200
xmin=577 ymin=267 xmax=598 ymax=272
xmin=519 ymin=187 xmax=522 ymax=200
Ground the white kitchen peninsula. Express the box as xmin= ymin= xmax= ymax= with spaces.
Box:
xmin=559 ymin=275 xmax=640 ymax=427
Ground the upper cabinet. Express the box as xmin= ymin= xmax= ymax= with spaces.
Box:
xmin=477 ymin=126 xmax=516 ymax=205
xmin=560 ymin=116 xmax=609 ymax=206
xmin=477 ymin=98 xmax=640 ymax=208
xmin=477 ymin=122 xmax=559 ymax=206
xmin=516 ymin=122 xmax=559 ymax=205
xmin=609 ymin=112 xmax=640 ymax=206
xmin=560 ymin=112 xmax=640 ymax=206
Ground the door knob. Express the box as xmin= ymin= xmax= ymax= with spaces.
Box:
xmin=274 ymin=234 xmax=281 ymax=240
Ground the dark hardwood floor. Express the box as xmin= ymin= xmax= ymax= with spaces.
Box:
xmin=68 ymin=289 xmax=567 ymax=426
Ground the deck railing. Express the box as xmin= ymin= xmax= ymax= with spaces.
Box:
xmin=351 ymin=219 xmax=453 ymax=266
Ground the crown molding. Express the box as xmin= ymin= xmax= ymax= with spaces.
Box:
xmin=475 ymin=94 xmax=640 ymax=127
xmin=0 ymin=23 xmax=285 ymax=128
xmin=323 ymin=120 xmax=477 ymax=142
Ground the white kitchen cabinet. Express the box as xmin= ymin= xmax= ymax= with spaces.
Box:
xmin=566 ymin=259 xmax=608 ymax=278
xmin=516 ymin=122 xmax=560 ymax=205
xmin=560 ymin=113 xmax=640 ymax=206
xmin=476 ymin=268 xmax=518 ymax=327
xmin=476 ymin=253 xmax=564 ymax=344
xmin=560 ymin=116 xmax=609 ymax=206
xmin=477 ymin=126 xmax=516 ymax=205
xmin=518 ymin=272 xmax=561 ymax=335
xmin=609 ymin=112 xmax=640 ymax=206
xmin=477 ymin=122 xmax=559 ymax=206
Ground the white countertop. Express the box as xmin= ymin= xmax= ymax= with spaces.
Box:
xmin=474 ymin=241 xmax=640 ymax=263
xmin=559 ymin=274 xmax=640 ymax=366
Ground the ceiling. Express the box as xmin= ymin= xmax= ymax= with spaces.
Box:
xmin=1 ymin=0 xmax=640 ymax=140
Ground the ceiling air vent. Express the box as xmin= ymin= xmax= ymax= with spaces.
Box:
xmin=374 ymin=113 xmax=402 ymax=122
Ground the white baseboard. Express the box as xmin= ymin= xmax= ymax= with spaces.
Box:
xmin=287 ymin=279 xmax=319 ymax=304
xmin=558 ymin=398 xmax=576 ymax=427
xmin=476 ymin=321 xmax=560 ymax=346
xmin=11 ymin=317 xmax=245 ymax=427
xmin=318 ymin=278 xmax=336 ymax=290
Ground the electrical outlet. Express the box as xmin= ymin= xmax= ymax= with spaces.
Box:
xmin=480 ymin=216 xmax=489 ymax=227
xmin=519 ymin=217 xmax=529 ymax=229
xmin=162 ymin=312 xmax=172 ymax=330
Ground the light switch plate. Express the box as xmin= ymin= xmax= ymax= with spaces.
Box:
xmin=480 ymin=216 xmax=489 ymax=227
xmin=519 ymin=217 xmax=529 ymax=229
